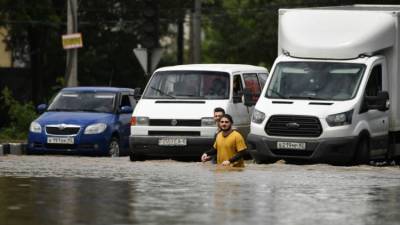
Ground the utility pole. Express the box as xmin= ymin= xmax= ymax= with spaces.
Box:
xmin=191 ymin=0 xmax=201 ymax=63
xmin=66 ymin=0 xmax=78 ymax=86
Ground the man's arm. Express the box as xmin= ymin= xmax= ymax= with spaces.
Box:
xmin=228 ymin=149 xmax=248 ymax=163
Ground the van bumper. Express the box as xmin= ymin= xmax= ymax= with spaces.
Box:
xmin=247 ymin=133 xmax=358 ymax=165
xmin=129 ymin=135 xmax=214 ymax=158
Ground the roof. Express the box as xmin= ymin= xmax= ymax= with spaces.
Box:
xmin=61 ymin=86 xmax=134 ymax=93
xmin=155 ymin=64 xmax=268 ymax=74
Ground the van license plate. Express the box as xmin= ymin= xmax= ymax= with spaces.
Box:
xmin=47 ymin=137 xmax=74 ymax=144
xmin=158 ymin=137 xmax=187 ymax=146
xmin=277 ymin=142 xmax=306 ymax=150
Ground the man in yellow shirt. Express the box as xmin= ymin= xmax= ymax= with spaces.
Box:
xmin=201 ymin=114 xmax=248 ymax=167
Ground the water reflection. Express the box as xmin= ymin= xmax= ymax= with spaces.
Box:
xmin=0 ymin=157 xmax=400 ymax=225
xmin=0 ymin=177 xmax=133 ymax=225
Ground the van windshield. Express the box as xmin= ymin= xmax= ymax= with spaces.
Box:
xmin=47 ymin=91 xmax=116 ymax=113
xmin=266 ymin=62 xmax=366 ymax=100
xmin=142 ymin=71 xmax=230 ymax=99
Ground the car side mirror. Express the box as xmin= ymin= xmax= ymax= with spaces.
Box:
xmin=243 ymin=88 xmax=257 ymax=106
xmin=134 ymin=87 xmax=142 ymax=100
xmin=37 ymin=104 xmax=47 ymax=114
xmin=120 ymin=106 xmax=133 ymax=114
xmin=365 ymin=91 xmax=389 ymax=111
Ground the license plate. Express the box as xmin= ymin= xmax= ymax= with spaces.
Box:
xmin=158 ymin=137 xmax=187 ymax=146
xmin=47 ymin=137 xmax=74 ymax=144
xmin=277 ymin=141 xmax=306 ymax=150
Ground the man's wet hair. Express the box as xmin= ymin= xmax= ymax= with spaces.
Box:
xmin=214 ymin=107 xmax=225 ymax=114
xmin=221 ymin=114 xmax=233 ymax=124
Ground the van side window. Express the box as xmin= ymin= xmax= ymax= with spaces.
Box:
xmin=233 ymin=75 xmax=243 ymax=97
xmin=243 ymin=73 xmax=262 ymax=101
xmin=258 ymin=73 xmax=268 ymax=88
xmin=365 ymin=65 xmax=382 ymax=97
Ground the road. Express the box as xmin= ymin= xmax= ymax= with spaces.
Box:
xmin=0 ymin=155 xmax=400 ymax=225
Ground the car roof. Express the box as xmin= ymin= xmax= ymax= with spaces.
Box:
xmin=61 ymin=86 xmax=134 ymax=93
xmin=155 ymin=64 xmax=268 ymax=74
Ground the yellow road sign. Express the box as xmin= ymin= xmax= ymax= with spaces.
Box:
xmin=62 ymin=33 xmax=83 ymax=49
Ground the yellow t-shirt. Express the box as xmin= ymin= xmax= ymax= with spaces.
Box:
xmin=213 ymin=130 xmax=247 ymax=167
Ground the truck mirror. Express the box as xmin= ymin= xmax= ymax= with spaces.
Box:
xmin=243 ymin=88 xmax=256 ymax=106
xmin=365 ymin=91 xmax=389 ymax=111
xmin=134 ymin=87 xmax=142 ymax=100
xmin=37 ymin=104 xmax=47 ymax=114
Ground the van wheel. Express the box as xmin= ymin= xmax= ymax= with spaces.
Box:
xmin=108 ymin=137 xmax=120 ymax=157
xmin=355 ymin=137 xmax=370 ymax=165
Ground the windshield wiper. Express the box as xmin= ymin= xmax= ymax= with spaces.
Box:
xmin=267 ymin=89 xmax=287 ymax=99
xmin=47 ymin=108 xmax=75 ymax=112
xmin=287 ymin=96 xmax=329 ymax=100
xmin=150 ymin=86 xmax=175 ymax=99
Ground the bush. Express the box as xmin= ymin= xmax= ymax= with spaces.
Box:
xmin=0 ymin=87 xmax=38 ymax=141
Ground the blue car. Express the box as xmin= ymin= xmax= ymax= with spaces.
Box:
xmin=27 ymin=87 xmax=136 ymax=156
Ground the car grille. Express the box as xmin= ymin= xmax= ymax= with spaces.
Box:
xmin=149 ymin=119 xmax=201 ymax=126
xmin=46 ymin=125 xmax=80 ymax=135
xmin=265 ymin=115 xmax=322 ymax=137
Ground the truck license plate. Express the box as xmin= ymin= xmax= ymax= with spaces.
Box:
xmin=158 ymin=137 xmax=187 ymax=146
xmin=277 ymin=141 xmax=306 ymax=150
xmin=47 ymin=137 xmax=74 ymax=144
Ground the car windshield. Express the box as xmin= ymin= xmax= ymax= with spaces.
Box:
xmin=266 ymin=62 xmax=366 ymax=101
xmin=47 ymin=91 xmax=116 ymax=113
xmin=142 ymin=71 xmax=230 ymax=99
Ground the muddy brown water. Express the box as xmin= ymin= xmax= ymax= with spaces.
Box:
xmin=0 ymin=155 xmax=399 ymax=225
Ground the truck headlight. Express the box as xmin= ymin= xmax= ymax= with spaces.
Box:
xmin=326 ymin=110 xmax=353 ymax=127
xmin=131 ymin=117 xmax=149 ymax=126
xmin=29 ymin=122 xmax=42 ymax=133
xmin=252 ymin=109 xmax=265 ymax=124
xmin=201 ymin=117 xmax=215 ymax=126
xmin=84 ymin=123 xmax=107 ymax=134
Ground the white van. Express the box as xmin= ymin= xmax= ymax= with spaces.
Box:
xmin=246 ymin=5 xmax=400 ymax=165
xmin=129 ymin=64 xmax=268 ymax=161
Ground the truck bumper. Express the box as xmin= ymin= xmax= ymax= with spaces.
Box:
xmin=129 ymin=135 xmax=214 ymax=158
xmin=247 ymin=133 xmax=359 ymax=165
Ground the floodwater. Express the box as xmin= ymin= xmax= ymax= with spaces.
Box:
xmin=0 ymin=156 xmax=400 ymax=225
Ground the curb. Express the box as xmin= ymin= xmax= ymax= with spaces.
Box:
xmin=0 ymin=143 xmax=27 ymax=155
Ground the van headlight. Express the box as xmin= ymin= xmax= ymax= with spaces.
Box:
xmin=326 ymin=110 xmax=353 ymax=127
xmin=252 ymin=109 xmax=265 ymax=124
xmin=131 ymin=116 xmax=149 ymax=126
xmin=84 ymin=123 xmax=107 ymax=134
xmin=29 ymin=122 xmax=42 ymax=133
xmin=201 ymin=117 xmax=215 ymax=126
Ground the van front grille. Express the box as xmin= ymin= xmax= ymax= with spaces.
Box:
xmin=148 ymin=131 xmax=201 ymax=136
xmin=265 ymin=115 xmax=322 ymax=137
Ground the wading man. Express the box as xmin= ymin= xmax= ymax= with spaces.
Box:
xmin=201 ymin=114 xmax=248 ymax=167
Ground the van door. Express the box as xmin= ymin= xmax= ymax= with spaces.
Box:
xmin=230 ymin=74 xmax=251 ymax=135
xmin=360 ymin=62 xmax=389 ymax=158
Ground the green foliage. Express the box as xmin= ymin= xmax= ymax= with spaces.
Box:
xmin=0 ymin=87 xmax=38 ymax=141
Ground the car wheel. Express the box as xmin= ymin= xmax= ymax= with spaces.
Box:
xmin=108 ymin=137 xmax=120 ymax=157
xmin=354 ymin=137 xmax=370 ymax=165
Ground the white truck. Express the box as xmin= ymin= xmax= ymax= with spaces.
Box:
xmin=130 ymin=64 xmax=268 ymax=161
xmin=246 ymin=5 xmax=400 ymax=165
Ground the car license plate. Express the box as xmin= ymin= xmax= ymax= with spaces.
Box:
xmin=47 ymin=136 xmax=74 ymax=144
xmin=158 ymin=137 xmax=187 ymax=146
xmin=277 ymin=141 xmax=306 ymax=150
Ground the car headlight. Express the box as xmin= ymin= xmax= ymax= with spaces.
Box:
xmin=326 ymin=110 xmax=353 ymax=127
xmin=29 ymin=122 xmax=42 ymax=133
xmin=201 ymin=117 xmax=215 ymax=127
xmin=131 ymin=116 xmax=149 ymax=126
xmin=252 ymin=109 xmax=265 ymax=124
xmin=84 ymin=123 xmax=107 ymax=134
